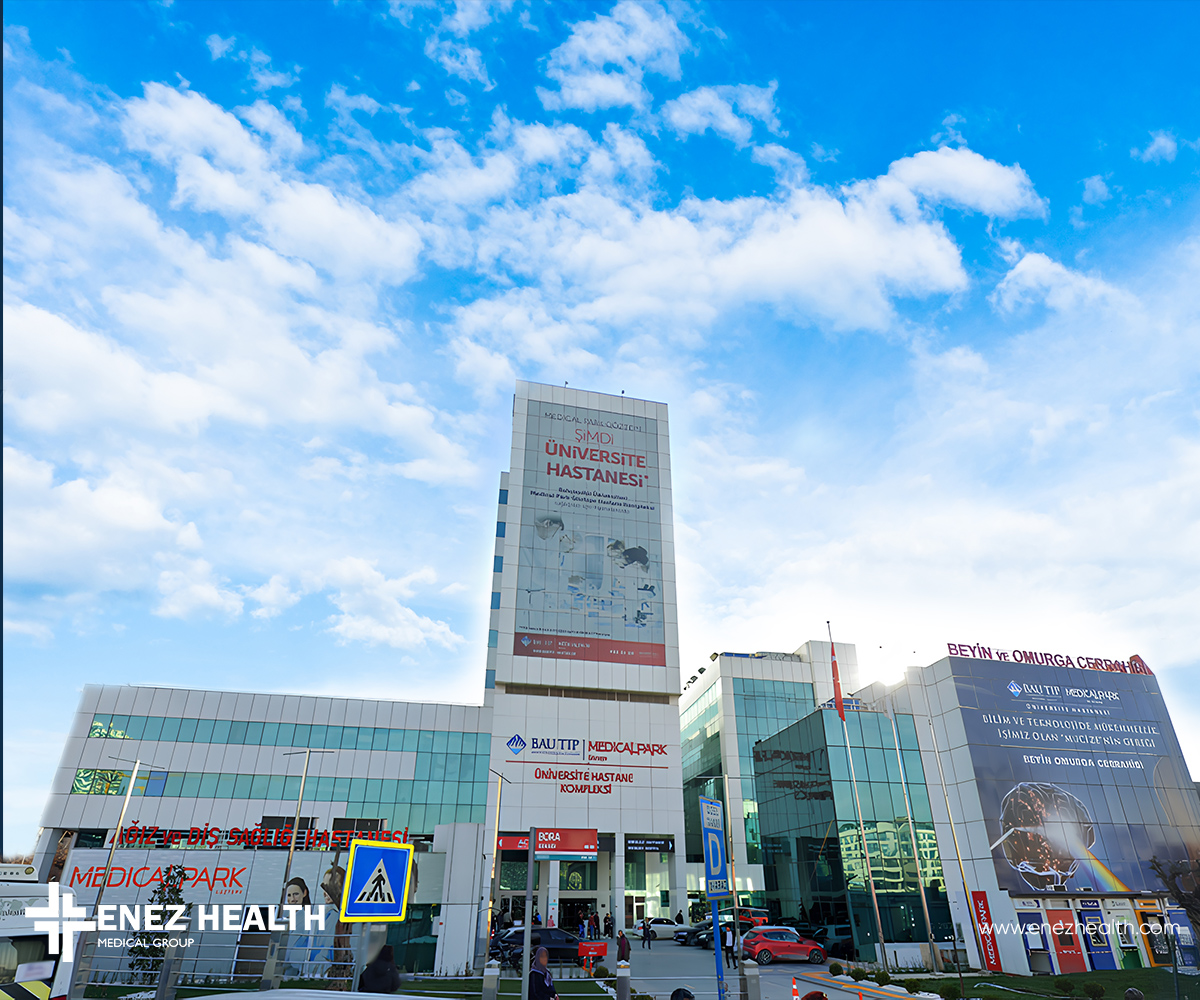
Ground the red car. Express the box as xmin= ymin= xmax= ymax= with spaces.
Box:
xmin=741 ymin=926 xmax=826 ymax=965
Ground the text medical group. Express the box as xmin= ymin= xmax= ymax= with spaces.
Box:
xmin=946 ymin=641 xmax=1153 ymax=673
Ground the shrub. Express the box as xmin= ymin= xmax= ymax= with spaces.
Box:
xmin=593 ymin=965 xmax=610 ymax=980
xmin=1055 ymin=978 xmax=1077 ymax=996
xmin=850 ymin=968 xmax=868 ymax=982
xmin=873 ymin=971 xmax=891 ymax=986
xmin=1083 ymin=985 xmax=1105 ymax=1000
xmin=828 ymin=962 xmax=844 ymax=977
xmin=906 ymin=984 xmax=921 ymax=995
xmin=938 ymin=983 xmax=960 ymax=1000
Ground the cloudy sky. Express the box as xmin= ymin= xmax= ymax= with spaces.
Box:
xmin=4 ymin=0 xmax=1198 ymax=854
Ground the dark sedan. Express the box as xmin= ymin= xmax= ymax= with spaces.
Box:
xmin=493 ymin=927 xmax=585 ymax=966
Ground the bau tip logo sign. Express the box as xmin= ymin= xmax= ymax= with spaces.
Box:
xmin=506 ymin=734 xmax=526 ymax=754
xmin=1007 ymin=681 xmax=1022 ymax=697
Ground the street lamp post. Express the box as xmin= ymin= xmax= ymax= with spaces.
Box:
xmin=485 ymin=769 xmax=511 ymax=955
xmin=261 ymin=748 xmax=334 ymax=990
xmin=72 ymin=756 xmax=166 ymax=999
xmin=691 ymin=774 xmax=744 ymax=954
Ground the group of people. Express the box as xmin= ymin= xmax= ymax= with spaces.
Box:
xmin=574 ymin=910 xmax=614 ymax=939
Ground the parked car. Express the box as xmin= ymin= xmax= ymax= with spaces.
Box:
xmin=696 ymin=917 xmax=758 ymax=950
xmin=808 ymin=924 xmax=853 ymax=959
xmin=727 ymin=907 xmax=770 ymax=926
xmin=741 ymin=926 xmax=826 ymax=965
xmin=674 ymin=920 xmax=712 ymax=946
xmin=493 ymin=926 xmax=584 ymax=966
xmin=633 ymin=917 xmax=683 ymax=939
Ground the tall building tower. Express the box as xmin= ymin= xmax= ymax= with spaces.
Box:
xmin=483 ymin=382 xmax=686 ymax=935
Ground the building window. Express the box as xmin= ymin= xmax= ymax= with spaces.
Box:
xmin=493 ymin=556 xmax=503 ymax=573
xmin=488 ymin=630 xmax=499 ymax=648
xmin=485 ymin=670 xmax=496 ymax=689
xmin=499 ymin=489 xmax=508 ymax=505
xmin=496 ymin=521 xmax=506 ymax=537
xmin=490 ymin=592 xmax=501 ymax=610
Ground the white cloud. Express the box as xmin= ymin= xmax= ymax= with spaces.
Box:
xmin=419 ymin=0 xmax=512 ymax=88
xmin=321 ymin=558 xmax=463 ymax=649
xmin=1082 ymin=174 xmax=1111 ymax=205
xmin=3 ymin=619 xmax=54 ymax=643
xmin=1131 ymin=130 xmax=1178 ymax=163
xmin=3 ymin=446 xmax=187 ymax=590
xmin=537 ymin=0 xmax=688 ymax=111
xmin=660 ymin=82 xmax=781 ymax=147
xmin=991 ymin=253 xmax=1134 ymax=314
xmin=205 ymin=34 xmax=235 ymax=59
xmin=810 ymin=142 xmax=839 ymax=163
xmin=155 ymin=556 xmax=244 ymax=618
xmin=750 ymin=143 xmax=808 ymax=187
xmin=247 ymin=574 xmax=301 ymax=618
xmin=204 ymin=35 xmax=297 ymax=91
xmin=885 ymin=145 xmax=1047 ymax=219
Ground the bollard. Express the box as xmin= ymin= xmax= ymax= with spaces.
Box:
xmin=740 ymin=959 xmax=760 ymax=1000
xmin=482 ymin=960 xmax=501 ymax=1000
xmin=616 ymin=961 xmax=630 ymax=1000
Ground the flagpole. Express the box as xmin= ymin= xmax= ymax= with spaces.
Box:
xmin=828 ymin=623 xmax=888 ymax=972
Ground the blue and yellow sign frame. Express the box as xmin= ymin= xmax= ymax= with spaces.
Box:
xmin=338 ymin=838 xmax=415 ymax=923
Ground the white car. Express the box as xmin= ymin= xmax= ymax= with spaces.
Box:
xmin=633 ymin=917 xmax=683 ymax=940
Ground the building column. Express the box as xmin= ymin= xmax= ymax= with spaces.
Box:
xmin=537 ymin=860 xmax=551 ymax=927
xmin=612 ymin=836 xmax=626 ymax=932
xmin=547 ymin=860 xmax=560 ymax=928
xmin=670 ymin=850 xmax=687 ymax=924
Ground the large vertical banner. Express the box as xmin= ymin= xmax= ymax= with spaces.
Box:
xmin=513 ymin=397 xmax=666 ymax=666
xmin=950 ymin=657 xmax=1200 ymax=894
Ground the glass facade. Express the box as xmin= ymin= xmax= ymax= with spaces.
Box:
xmin=680 ymin=678 xmax=723 ymax=863
xmin=754 ymin=706 xmax=952 ymax=961
xmin=74 ymin=716 xmax=490 ymax=834
xmin=731 ymin=677 xmax=815 ymax=863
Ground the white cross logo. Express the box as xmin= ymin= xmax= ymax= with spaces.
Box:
xmin=27 ymin=883 xmax=96 ymax=963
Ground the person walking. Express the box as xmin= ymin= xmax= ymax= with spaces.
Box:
xmin=604 ymin=913 xmax=613 ymax=938
xmin=358 ymin=945 xmax=401 ymax=994
xmin=530 ymin=947 xmax=558 ymax=1000
xmin=641 ymin=920 xmax=653 ymax=949
xmin=722 ymin=923 xmax=737 ymax=968
xmin=590 ymin=912 xmax=600 ymax=940
xmin=617 ymin=929 xmax=631 ymax=963
xmin=675 ymin=910 xmax=684 ymax=926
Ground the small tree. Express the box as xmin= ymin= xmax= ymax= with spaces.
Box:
xmin=128 ymin=865 xmax=192 ymax=984
xmin=937 ymin=982 xmax=960 ymax=1000
xmin=1149 ymin=857 xmax=1200 ymax=929
xmin=1054 ymin=976 xmax=1076 ymax=995
xmin=1083 ymin=984 xmax=1105 ymax=1000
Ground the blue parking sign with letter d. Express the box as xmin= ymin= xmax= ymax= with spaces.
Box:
xmin=699 ymin=796 xmax=731 ymax=899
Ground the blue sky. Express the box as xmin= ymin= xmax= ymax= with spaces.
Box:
xmin=4 ymin=0 xmax=1198 ymax=854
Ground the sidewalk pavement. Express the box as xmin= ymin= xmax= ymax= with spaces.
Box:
xmin=619 ymin=942 xmax=934 ymax=1000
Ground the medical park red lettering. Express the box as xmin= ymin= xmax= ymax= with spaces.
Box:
xmin=588 ymin=741 xmax=667 ymax=756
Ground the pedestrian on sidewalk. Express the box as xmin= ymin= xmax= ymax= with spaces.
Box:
xmin=617 ymin=930 xmax=631 ymax=962
xmin=723 ymin=924 xmax=737 ymax=968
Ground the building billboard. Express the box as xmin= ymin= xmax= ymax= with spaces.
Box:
xmin=514 ymin=396 xmax=666 ymax=666
xmin=949 ymin=657 xmax=1200 ymax=894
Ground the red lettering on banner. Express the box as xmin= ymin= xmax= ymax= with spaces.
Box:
xmin=972 ymin=891 xmax=1003 ymax=972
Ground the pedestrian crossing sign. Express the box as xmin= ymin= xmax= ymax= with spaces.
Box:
xmin=340 ymin=839 xmax=414 ymax=922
